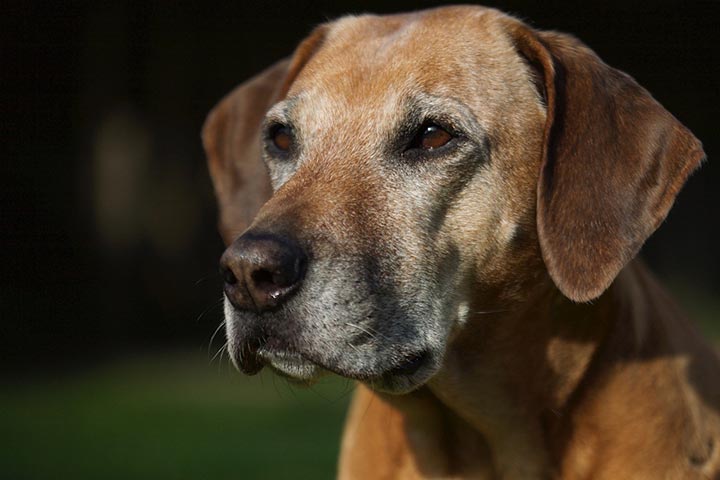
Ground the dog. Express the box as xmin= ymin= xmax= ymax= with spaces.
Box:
xmin=202 ymin=5 xmax=719 ymax=479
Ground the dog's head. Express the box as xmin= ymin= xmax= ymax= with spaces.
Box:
xmin=203 ymin=6 xmax=704 ymax=393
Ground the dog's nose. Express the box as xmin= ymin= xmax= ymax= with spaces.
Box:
xmin=220 ymin=233 xmax=307 ymax=312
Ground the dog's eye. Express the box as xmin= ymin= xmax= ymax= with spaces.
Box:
xmin=409 ymin=123 xmax=454 ymax=151
xmin=270 ymin=124 xmax=293 ymax=152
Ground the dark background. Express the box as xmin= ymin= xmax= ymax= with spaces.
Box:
xmin=1 ymin=1 xmax=718 ymax=478
xmin=3 ymin=0 xmax=719 ymax=372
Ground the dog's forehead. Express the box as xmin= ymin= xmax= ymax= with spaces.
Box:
xmin=286 ymin=7 xmax=522 ymax=124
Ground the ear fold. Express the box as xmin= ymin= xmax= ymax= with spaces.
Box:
xmin=202 ymin=59 xmax=288 ymax=245
xmin=507 ymin=21 xmax=705 ymax=302
xmin=202 ymin=26 xmax=327 ymax=245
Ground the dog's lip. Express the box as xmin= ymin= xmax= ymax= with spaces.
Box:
xmin=232 ymin=333 xmax=432 ymax=387
xmin=255 ymin=343 xmax=328 ymax=383
xmin=235 ymin=333 xmax=298 ymax=375
xmin=237 ymin=342 xmax=265 ymax=375
xmin=236 ymin=335 xmax=317 ymax=376
xmin=257 ymin=345 xmax=306 ymax=364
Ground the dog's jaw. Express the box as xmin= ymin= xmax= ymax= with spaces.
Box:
xmin=224 ymin=292 xmax=477 ymax=395
xmin=224 ymin=297 xmax=432 ymax=393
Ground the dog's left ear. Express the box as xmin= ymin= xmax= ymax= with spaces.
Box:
xmin=202 ymin=59 xmax=288 ymax=245
xmin=505 ymin=19 xmax=705 ymax=302
xmin=202 ymin=26 xmax=328 ymax=245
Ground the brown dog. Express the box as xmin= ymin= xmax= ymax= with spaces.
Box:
xmin=202 ymin=5 xmax=720 ymax=479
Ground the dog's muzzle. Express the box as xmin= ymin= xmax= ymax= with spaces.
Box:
xmin=219 ymin=229 xmax=439 ymax=393
xmin=219 ymin=230 xmax=309 ymax=375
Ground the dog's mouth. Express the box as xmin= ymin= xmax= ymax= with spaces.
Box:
xmin=231 ymin=334 xmax=325 ymax=383
xmin=231 ymin=333 xmax=433 ymax=392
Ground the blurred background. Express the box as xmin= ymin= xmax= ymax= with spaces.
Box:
xmin=2 ymin=1 xmax=718 ymax=478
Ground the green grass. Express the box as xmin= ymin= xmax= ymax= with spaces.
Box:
xmin=669 ymin=283 xmax=720 ymax=340
xmin=0 ymin=353 xmax=353 ymax=480
xmin=1 ymin=289 xmax=716 ymax=480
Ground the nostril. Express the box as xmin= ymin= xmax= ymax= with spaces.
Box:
xmin=250 ymin=251 xmax=307 ymax=292
xmin=221 ymin=265 xmax=238 ymax=285
xmin=222 ymin=232 xmax=307 ymax=311
xmin=251 ymin=269 xmax=277 ymax=291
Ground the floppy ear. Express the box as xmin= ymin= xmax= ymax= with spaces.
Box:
xmin=202 ymin=59 xmax=288 ymax=245
xmin=202 ymin=26 xmax=327 ymax=245
xmin=507 ymin=21 xmax=705 ymax=302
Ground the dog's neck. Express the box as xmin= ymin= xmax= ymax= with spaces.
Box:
xmin=410 ymin=260 xmax=690 ymax=478
xmin=396 ymin=260 xmax=714 ymax=478
xmin=422 ymin=276 xmax=612 ymax=477
xmin=343 ymin=261 xmax=718 ymax=478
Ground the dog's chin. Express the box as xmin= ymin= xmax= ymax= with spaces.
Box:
xmin=228 ymin=337 xmax=439 ymax=395
xmin=259 ymin=349 xmax=327 ymax=385
xmin=372 ymin=350 xmax=439 ymax=394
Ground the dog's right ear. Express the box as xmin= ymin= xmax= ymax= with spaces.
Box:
xmin=502 ymin=17 xmax=704 ymax=303
xmin=202 ymin=26 xmax=327 ymax=245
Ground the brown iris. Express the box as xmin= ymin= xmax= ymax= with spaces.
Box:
xmin=271 ymin=125 xmax=293 ymax=152
xmin=411 ymin=123 xmax=453 ymax=151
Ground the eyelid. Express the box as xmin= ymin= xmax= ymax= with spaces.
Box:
xmin=409 ymin=117 xmax=461 ymax=143
xmin=423 ymin=117 xmax=463 ymax=136
xmin=264 ymin=117 xmax=290 ymax=135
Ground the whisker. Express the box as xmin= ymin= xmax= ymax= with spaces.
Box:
xmin=346 ymin=341 xmax=362 ymax=355
xmin=333 ymin=378 xmax=356 ymax=403
xmin=345 ymin=322 xmax=390 ymax=341
xmin=217 ymin=344 xmax=225 ymax=374
xmin=224 ymin=348 xmax=233 ymax=374
xmin=207 ymin=320 xmax=227 ymax=356
xmin=194 ymin=271 xmax=221 ymax=287
xmin=211 ymin=341 xmax=228 ymax=364
xmin=271 ymin=372 xmax=284 ymax=400
xmin=308 ymin=384 xmax=333 ymax=403
xmin=359 ymin=382 xmax=376 ymax=424
xmin=284 ymin=379 xmax=301 ymax=402
xmin=345 ymin=322 xmax=377 ymax=339
xmin=196 ymin=297 xmax=224 ymax=324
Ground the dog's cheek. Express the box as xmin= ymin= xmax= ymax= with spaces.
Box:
xmin=373 ymin=195 xmax=468 ymax=347
xmin=432 ymin=168 xmax=538 ymax=305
